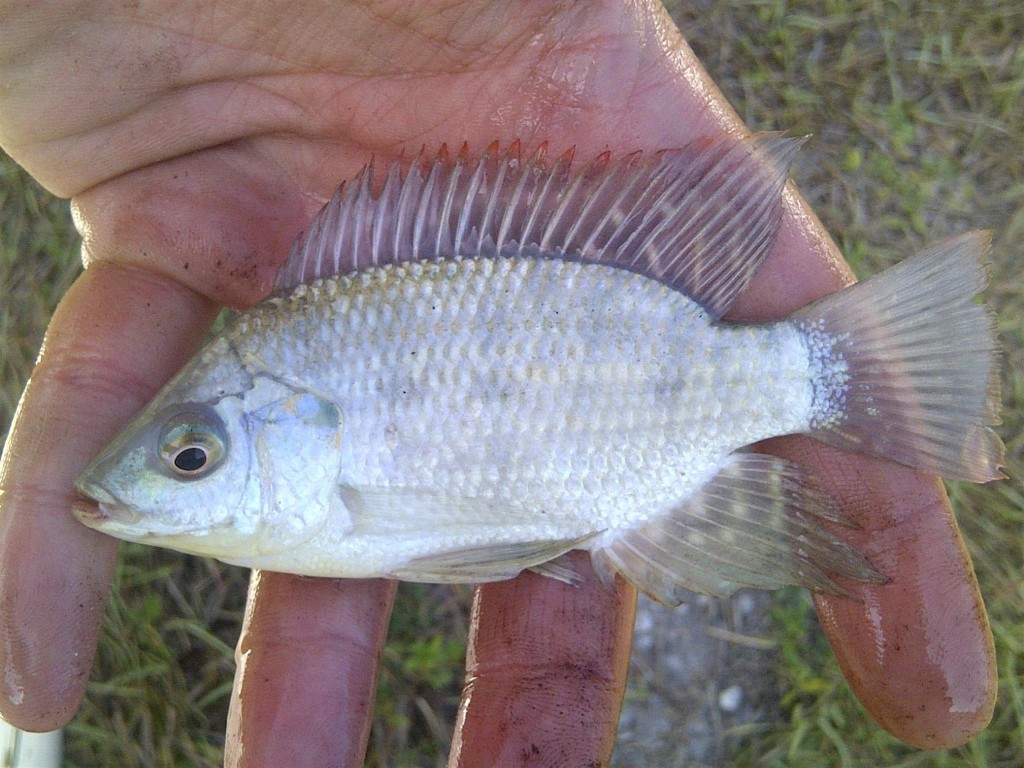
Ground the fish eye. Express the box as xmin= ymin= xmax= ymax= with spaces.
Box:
xmin=171 ymin=445 xmax=210 ymax=473
xmin=158 ymin=409 xmax=227 ymax=479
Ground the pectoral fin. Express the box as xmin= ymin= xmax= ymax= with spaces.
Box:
xmin=389 ymin=536 xmax=592 ymax=584
xmin=339 ymin=485 xmax=593 ymax=583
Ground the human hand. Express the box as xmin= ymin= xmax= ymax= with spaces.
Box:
xmin=0 ymin=1 xmax=995 ymax=764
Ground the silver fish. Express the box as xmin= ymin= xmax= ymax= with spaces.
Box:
xmin=74 ymin=134 xmax=1003 ymax=602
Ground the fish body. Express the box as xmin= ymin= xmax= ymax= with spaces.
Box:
xmin=212 ymin=256 xmax=809 ymax=573
xmin=75 ymin=135 xmax=1003 ymax=602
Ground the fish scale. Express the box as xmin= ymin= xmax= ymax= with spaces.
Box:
xmin=230 ymin=256 xmax=813 ymax=536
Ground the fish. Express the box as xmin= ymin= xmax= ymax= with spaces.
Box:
xmin=73 ymin=134 xmax=1004 ymax=603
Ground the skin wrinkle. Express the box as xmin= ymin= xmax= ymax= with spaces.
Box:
xmin=362 ymin=7 xmax=500 ymax=74
xmin=647 ymin=20 xmax=729 ymax=137
xmin=38 ymin=78 xmax=312 ymax=196
xmin=2 ymin=25 xmax=190 ymax=152
xmin=36 ymin=344 xmax=155 ymax=410
xmin=7 ymin=5 xmax=629 ymax=195
xmin=511 ymin=36 xmax=614 ymax=137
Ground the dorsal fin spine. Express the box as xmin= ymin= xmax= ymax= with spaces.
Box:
xmin=354 ymin=169 xmax=373 ymax=269
xmin=514 ymin=143 xmax=551 ymax=256
xmin=308 ymin=196 xmax=326 ymax=280
xmin=455 ymin=154 xmax=487 ymax=254
xmin=414 ymin=158 xmax=443 ymax=260
xmin=498 ymin=152 xmax=532 ymax=253
xmin=535 ymin=148 xmax=585 ymax=253
xmin=275 ymin=133 xmax=801 ymax=317
xmin=575 ymin=161 xmax=623 ymax=259
xmin=537 ymin=168 xmax=584 ymax=254
xmin=326 ymin=183 xmax=344 ymax=275
xmin=370 ymin=162 xmax=396 ymax=266
xmin=435 ymin=157 xmax=463 ymax=257
xmin=522 ymin=149 xmax=570 ymax=255
xmin=395 ymin=162 xmax=419 ymax=262
xmin=478 ymin=148 xmax=510 ymax=253
xmin=557 ymin=153 xmax=617 ymax=257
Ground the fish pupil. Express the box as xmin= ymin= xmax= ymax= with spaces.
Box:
xmin=173 ymin=446 xmax=208 ymax=473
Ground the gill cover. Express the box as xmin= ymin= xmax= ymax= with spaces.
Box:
xmin=243 ymin=382 xmax=349 ymax=554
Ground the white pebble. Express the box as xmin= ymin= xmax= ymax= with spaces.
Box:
xmin=719 ymin=685 xmax=743 ymax=712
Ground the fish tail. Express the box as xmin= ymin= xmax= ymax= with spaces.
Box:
xmin=795 ymin=231 xmax=1004 ymax=482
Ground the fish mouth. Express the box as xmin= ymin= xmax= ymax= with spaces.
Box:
xmin=73 ymin=469 xmax=243 ymax=555
xmin=71 ymin=494 xmax=222 ymax=548
xmin=72 ymin=481 xmax=144 ymax=527
xmin=72 ymin=478 xmax=230 ymax=550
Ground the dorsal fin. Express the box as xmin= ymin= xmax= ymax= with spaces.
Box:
xmin=275 ymin=133 xmax=804 ymax=318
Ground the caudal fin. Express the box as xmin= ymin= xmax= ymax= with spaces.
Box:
xmin=795 ymin=231 xmax=1004 ymax=482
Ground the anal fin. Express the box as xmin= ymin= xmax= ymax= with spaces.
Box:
xmin=591 ymin=453 xmax=885 ymax=603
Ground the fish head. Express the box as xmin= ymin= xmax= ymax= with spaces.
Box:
xmin=75 ymin=339 xmax=348 ymax=561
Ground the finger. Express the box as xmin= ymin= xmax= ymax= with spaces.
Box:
xmin=0 ymin=263 xmax=219 ymax=730
xmin=225 ymin=572 xmax=396 ymax=768
xmin=747 ymin=213 xmax=996 ymax=748
xmin=795 ymin=442 xmax=995 ymax=749
xmin=449 ymin=552 xmax=635 ymax=767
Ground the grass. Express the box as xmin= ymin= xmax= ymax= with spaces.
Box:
xmin=1 ymin=1 xmax=1022 ymax=766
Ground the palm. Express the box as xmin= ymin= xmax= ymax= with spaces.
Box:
xmin=4 ymin=3 xmax=688 ymax=308
xmin=0 ymin=1 xmax=994 ymax=764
